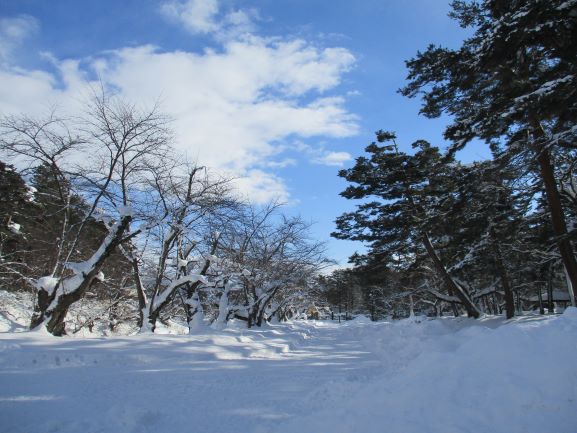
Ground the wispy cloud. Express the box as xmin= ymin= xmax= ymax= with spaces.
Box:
xmin=294 ymin=141 xmax=353 ymax=167
xmin=0 ymin=15 xmax=39 ymax=61
xmin=313 ymin=151 xmax=352 ymax=166
xmin=265 ymin=159 xmax=297 ymax=169
xmin=160 ymin=0 xmax=257 ymax=39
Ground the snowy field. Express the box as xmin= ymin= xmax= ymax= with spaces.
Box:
xmin=1 ymin=309 xmax=576 ymax=433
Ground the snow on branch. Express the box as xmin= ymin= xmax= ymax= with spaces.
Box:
xmin=151 ymin=274 xmax=208 ymax=310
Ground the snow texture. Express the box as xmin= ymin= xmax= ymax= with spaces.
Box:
xmin=7 ymin=221 xmax=21 ymax=234
xmin=0 ymin=302 xmax=576 ymax=433
xmin=117 ymin=205 xmax=134 ymax=218
xmin=34 ymin=276 xmax=59 ymax=293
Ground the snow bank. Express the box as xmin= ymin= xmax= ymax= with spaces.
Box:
xmin=280 ymin=311 xmax=577 ymax=433
xmin=0 ymin=306 xmax=575 ymax=433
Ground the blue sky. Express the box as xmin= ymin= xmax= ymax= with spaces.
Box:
xmin=0 ymin=0 xmax=490 ymax=267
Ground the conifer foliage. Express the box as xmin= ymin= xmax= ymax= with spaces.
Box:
xmin=400 ymin=0 xmax=577 ymax=302
xmin=332 ymin=0 xmax=577 ymax=317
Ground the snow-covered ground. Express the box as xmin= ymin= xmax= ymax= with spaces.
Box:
xmin=1 ymin=304 xmax=576 ymax=433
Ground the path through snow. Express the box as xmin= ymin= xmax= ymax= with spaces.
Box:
xmin=0 ymin=321 xmax=382 ymax=433
xmin=1 ymin=312 xmax=576 ymax=433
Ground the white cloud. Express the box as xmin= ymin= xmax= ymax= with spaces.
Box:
xmin=293 ymin=141 xmax=352 ymax=167
xmin=160 ymin=0 xmax=257 ymax=39
xmin=0 ymin=11 xmax=358 ymax=203
xmin=313 ymin=151 xmax=352 ymax=167
xmin=0 ymin=15 xmax=39 ymax=61
xmin=223 ymin=9 xmax=256 ymax=35
xmin=232 ymin=169 xmax=291 ymax=204
xmin=161 ymin=0 xmax=220 ymax=34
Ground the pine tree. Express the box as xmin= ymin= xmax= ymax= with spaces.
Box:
xmin=333 ymin=132 xmax=481 ymax=317
xmin=441 ymin=161 xmax=530 ymax=318
xmin=0 ymin=161 xmax=34 ymax=290
xmin=400 ymin=0 xmax=577 ymax=303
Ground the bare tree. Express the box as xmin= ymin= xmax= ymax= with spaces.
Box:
xmin=1 ymin=94 xmax=330 ymax=335
xmin=218 ymin=203 xmax=331 ymax=328
xmin=123 ymin=162 xmax=235 ymax=333
xmin=1 ymin=92 xmax=174 ymax=335
xmin=0 ymin=113 xmax=83 ymax=284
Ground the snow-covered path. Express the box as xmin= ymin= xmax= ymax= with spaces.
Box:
xmin=1 ymin=312 xmax=577 ymax=433
xmin=0 ymin=321 xmax=382 ymax=433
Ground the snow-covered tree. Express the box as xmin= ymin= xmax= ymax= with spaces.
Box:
xmin=0 ymin=92 xmax=173 ymax=335
xmin=218 ymin=203 xmax=331 ymax=327
xmin=333 ymin=132 xmax=482 ymax=317
xmin=400 ymin=0 xmax=577 ymax=304
xmin=123 ymin=163 xmax=234 ymax=333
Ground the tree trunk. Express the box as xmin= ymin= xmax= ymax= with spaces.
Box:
xmin=446 ymin=286 xmax=460 ymax=317
xmin=421 ymin=233 xmax=481 ymax=318
xmin=148 ymin=293 xmax=175 ymax=332
xmin=537 ymin=284 xmax=545 ymax=315
xmin=130 ymin=257 xmax=147 ymax=330
xmin=30 ymin=288 xmax=52 ymax=330
xmin=547 ymin=263 xmax=555 ymax=313
xmin=185 ymin=289 xmax=204 ymax=333
xmin=491 ymin=293 xmax=500 ymax=315
xmin=184 ymin=237 xmax=218 ymax=331
xmin=247 ymin=307 xmax=257 ymax=328
xmin=213 ymin=283 xmax=231 ymax=329
xmin=492 ymin=241 xmax=515 ymax=319
xmin=535 ymin=143 xmax=577 ymax=305
xmin=31 ymin=217 xmax=132 ymax=335
xmin=44 ymin=289 xmax=86 ymax=336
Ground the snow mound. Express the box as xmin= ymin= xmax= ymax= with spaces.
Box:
xmin=280 ymin=312 xmax=577 ymax=433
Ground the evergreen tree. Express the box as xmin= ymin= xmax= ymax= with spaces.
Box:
xmin=441 ymin=161 xmax=529 ymax=318
xmin=0 ymin=161 xmax=34 ymax=290
xmin=333 ymin=132 xmax=481 ymax=317
xmin=400 ymin=0 xmax=577 ymax=303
